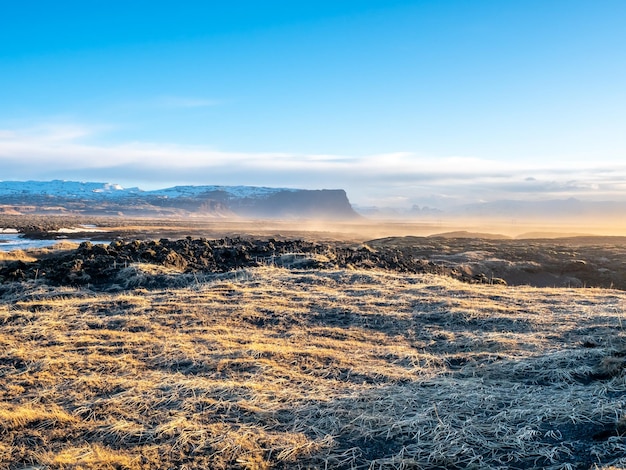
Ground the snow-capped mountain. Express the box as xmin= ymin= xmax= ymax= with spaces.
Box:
xmin=0 ymin=180 xmax=296 ymax=200
xmin=0 ymin=180 xmax=358 ymax=219
xmin=0 ymin=180 xmax=140 ymax=199
xmin=147 ymin=185 xmax=298 ymax=199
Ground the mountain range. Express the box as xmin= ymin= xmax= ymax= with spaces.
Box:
xmin=2 ymin=180 xmax=624 ymax=223
xmin=0 ymin=180 xmax=359 ymax=219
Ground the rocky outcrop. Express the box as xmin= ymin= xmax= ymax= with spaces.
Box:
xmin=5 ymin=235 xmax=626 ymax=292
xmin=232 ymin=189 xmax=357 ymax=219
xmin=0 ymin=237 xmax=458 ymax=289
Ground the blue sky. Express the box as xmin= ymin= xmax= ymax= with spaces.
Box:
xmin=1 ymin=1 xmax=625 ymax=208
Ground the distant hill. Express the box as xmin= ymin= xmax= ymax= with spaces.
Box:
xmin=428 ymin=231 xmax=511 ymax=240
xmin=0 ymin=180 xmax=360 ymax=220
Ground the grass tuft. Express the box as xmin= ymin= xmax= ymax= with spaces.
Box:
xmin=37 ymin=443 xmax=139 ymax=469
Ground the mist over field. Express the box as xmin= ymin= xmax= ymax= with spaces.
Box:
xmin=2 ymin=195 xmax=626 ymax=469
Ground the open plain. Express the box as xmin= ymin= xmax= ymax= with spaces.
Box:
xmin=1 ymin=217 xmax=626 ymax=469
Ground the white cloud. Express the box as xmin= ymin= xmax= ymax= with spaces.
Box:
xmin=1 ymin=122 xmax=626 ymax=207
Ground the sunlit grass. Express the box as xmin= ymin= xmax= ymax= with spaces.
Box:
xmin=1 ymin=266 xmax=625 ymax=468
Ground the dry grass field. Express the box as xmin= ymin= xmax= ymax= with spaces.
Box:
xmin=1 ymin=262 xmax=626 ymax=469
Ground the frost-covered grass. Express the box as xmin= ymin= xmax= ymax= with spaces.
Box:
xmin=1 ymin=267 xmax=625 ymax=469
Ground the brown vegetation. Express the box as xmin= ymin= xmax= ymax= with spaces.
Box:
xmin=1 ymin=264 xmax=626 ymax=469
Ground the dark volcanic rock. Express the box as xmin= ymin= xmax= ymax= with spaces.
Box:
xmin=0 ymin=237 xmax=457 ymax=289
xmin=4 ymin=235 xmax=626 ymax=292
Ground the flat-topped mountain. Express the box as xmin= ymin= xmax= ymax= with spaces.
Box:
xmin=0 ymin=180 xmax=359 ymax=219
